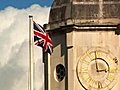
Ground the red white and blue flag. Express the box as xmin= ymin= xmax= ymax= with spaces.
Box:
xmin=33 ymin=21 xmax=53 ymax=55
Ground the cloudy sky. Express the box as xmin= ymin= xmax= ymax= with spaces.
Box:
xmin=0 ymin=0 xmax=53 ymax=90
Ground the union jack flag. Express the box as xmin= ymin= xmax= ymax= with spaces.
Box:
xmin=33 ymin=21 xmax=53 ymax=55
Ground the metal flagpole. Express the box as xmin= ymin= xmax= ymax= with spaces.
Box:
xmin=29 ymin=15 xmax=34 ymax=90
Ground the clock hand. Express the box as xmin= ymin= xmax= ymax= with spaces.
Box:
xmin=94 ymin=52 xmax=107 ymax=73
xmin=95 ymin=51 xmax=99 ymax=72
xmin=97 ymin=69 xmax=107 ymax=73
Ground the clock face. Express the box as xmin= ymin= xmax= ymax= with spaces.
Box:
xmin=76 ymin=47 xmax=119 ymax=90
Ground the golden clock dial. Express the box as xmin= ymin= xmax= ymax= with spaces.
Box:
xmin=76 ymin=47 xmax=118 ymax=90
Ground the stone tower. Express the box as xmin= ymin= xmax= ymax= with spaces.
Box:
xmin=44 ymin=0 xmax=120 ymax=90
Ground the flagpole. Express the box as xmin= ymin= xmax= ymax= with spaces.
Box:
xmin=29 ymin=15 xmax=34 ymax=90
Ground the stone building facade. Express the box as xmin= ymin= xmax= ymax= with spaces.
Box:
xmin=44 ymin=0 xmax=120 ymax=90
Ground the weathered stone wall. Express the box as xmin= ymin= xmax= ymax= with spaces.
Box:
xmin=49 ymin=0 xmax=120 ymax=29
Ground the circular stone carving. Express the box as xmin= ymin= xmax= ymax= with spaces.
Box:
xmin=55 ymin=64 xmax=65 ymax=82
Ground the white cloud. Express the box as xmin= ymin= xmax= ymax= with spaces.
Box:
xmin=0 ymin=4 xmax=50 ymax=90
